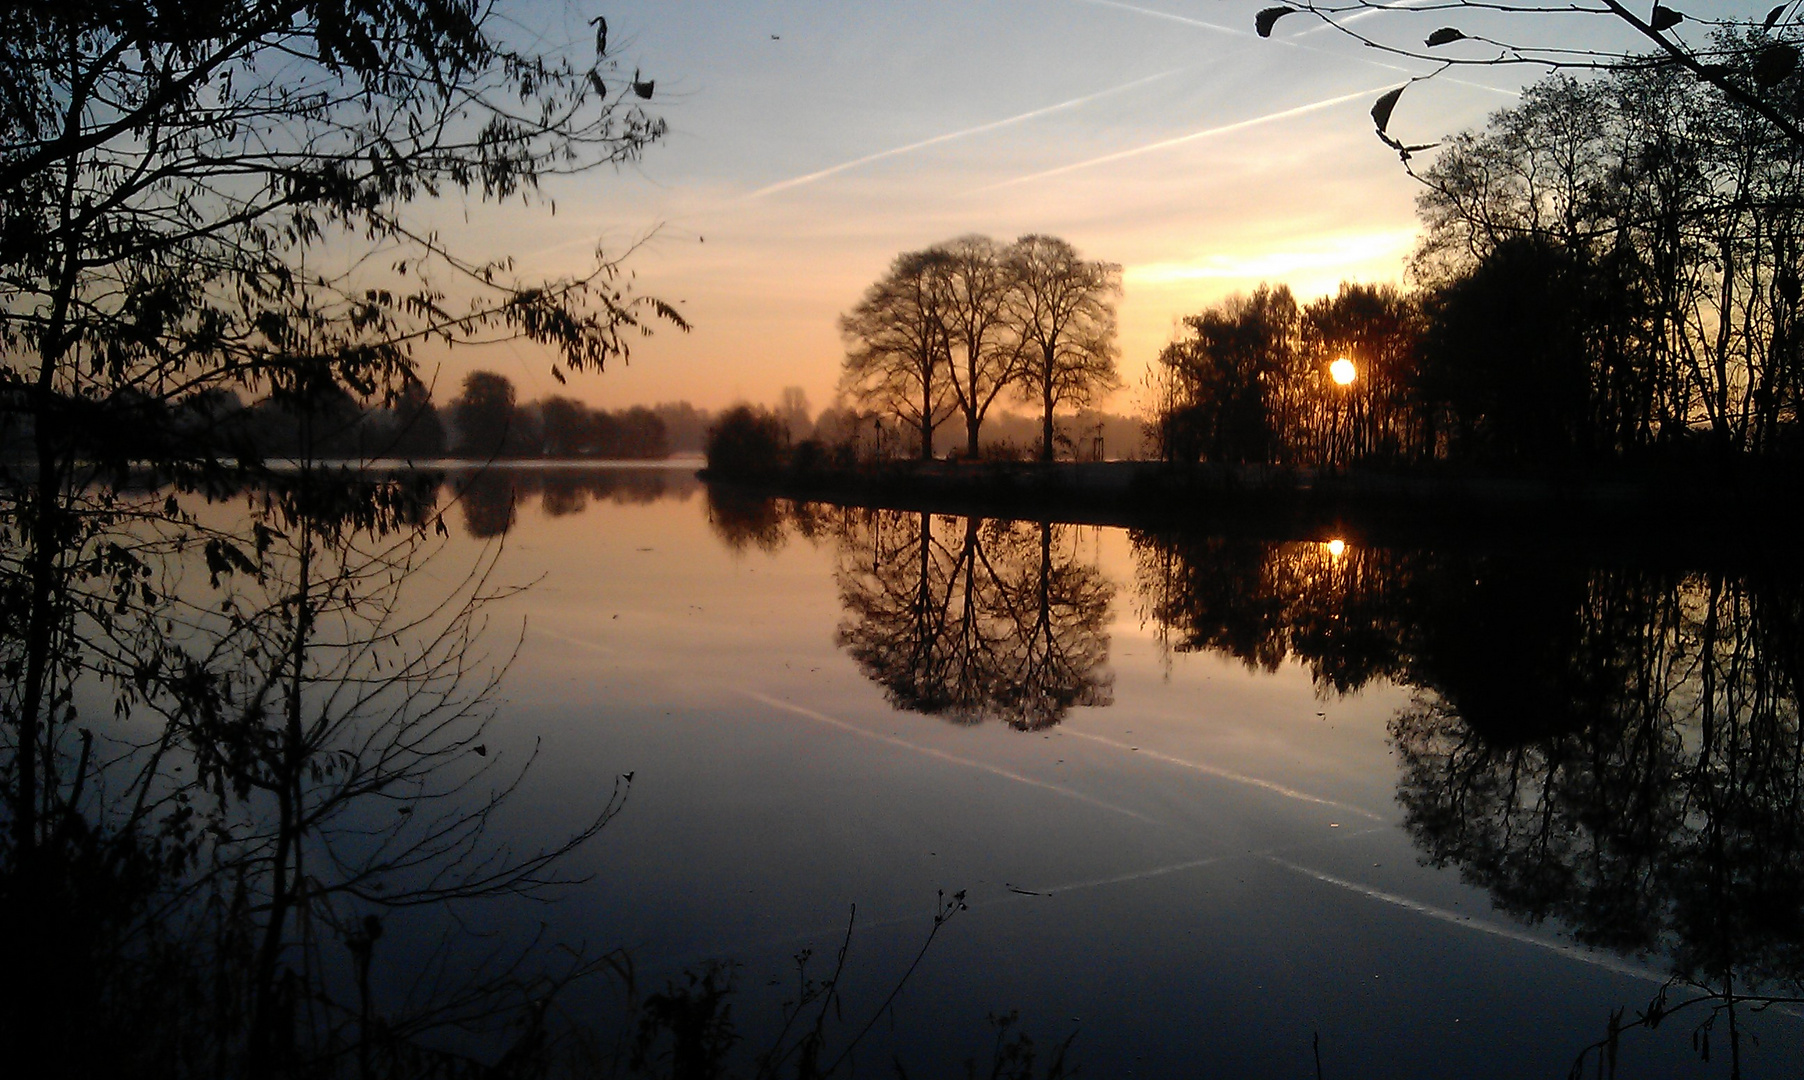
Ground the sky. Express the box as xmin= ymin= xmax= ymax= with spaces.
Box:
xmin=436 ymin=0 xmax=1614 ymax=415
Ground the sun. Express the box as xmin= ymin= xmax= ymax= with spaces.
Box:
xmin=1329 ymin=357 xmax=1357 ymax=386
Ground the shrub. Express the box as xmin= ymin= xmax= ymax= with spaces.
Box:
xmin=704 ymin=405 xmax=787 ymax=477
xmin=791 ymin=438 xmax=828 ymax=473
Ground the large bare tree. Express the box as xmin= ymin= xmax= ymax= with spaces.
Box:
xmin=936 ymin=235 xmax=1026 ymax=457
xmin=839 ymin=249 xmax=957 ymax=461
xmin=1006 ymin=236 xmax=1122 ymax=462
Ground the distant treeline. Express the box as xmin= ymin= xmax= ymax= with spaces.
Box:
xmin=0 ymin=371 xmax=735 ymax=462
xmin=445 ymin=371 xmax=674 ymax=460
xmin=1154 ymin=62 xmax=1804 ymax=469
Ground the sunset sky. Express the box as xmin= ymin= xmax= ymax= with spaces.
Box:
xmin=449 ymin=0 xmax=1608 ymax=415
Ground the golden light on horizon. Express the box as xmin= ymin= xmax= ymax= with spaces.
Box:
xmin=1326 ymin=538 xmax=1347 ymax=558
xmin=1330 ymin=357 xmax=1357 ymax=386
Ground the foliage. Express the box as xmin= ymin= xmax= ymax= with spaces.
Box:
xmin=1154 ymin=285 xmax=1300 ymax=465
xmin=445 ymin=371 xmax=669 ymax=460
xmin=0 ymin=0 xmax=684 ymax=1072
xmin=1414 ymin=63 xmax=1804 ymax=456
xmin=454 ymin=371 xmax=530 ymax=457
xmin=1417 ymin=238 xmax=1593 ymax=461
xmin=705 ymin=405 xmax=789 ymax=478
xmin=1151 ymin=52 xmax=1804 ymax=467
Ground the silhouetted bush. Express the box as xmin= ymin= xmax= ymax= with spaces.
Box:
xmin=790 ymin=438 xmax=831 ymax=474
xmin=704 ymin=405 xmax=787 ymax=477
xmin=981 ymin=439 xmax=1028 ymax=463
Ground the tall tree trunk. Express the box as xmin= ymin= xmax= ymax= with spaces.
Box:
xmin=1040 ymin=360 xmax=1055 ymax=463
xmin=920 ymin=366 xmax=934 ymax=461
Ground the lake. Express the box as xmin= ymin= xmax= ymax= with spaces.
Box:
xmin=407 ymin=462 xmax=1804 ymax=1078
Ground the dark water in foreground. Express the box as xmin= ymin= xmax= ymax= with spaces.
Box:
xmin=373 ymin=464 xmax=1804 ymax=1076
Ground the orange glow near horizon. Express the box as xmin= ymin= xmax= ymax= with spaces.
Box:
xmin=1329 ymin=357 xmax=1357 ymax=386
xmin=411 ymin=6 xmax=1523 ymax=415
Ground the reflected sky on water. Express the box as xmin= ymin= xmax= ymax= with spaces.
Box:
xmin=439 ymin=464 xmax=1804 ymax=1078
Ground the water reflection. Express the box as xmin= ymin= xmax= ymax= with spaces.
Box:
xmin=454 ymin=464 xmax=700 ymax=538
xmin=1134 ymin=529 xmax=1804 ymax=1060
xmin=834 ymin=511 xmax=1113 ymax=730
xmin=1 ymin=458 xmax=631 ymax=1074
xmin=700 ymin=492 xmax=1116 ymax=729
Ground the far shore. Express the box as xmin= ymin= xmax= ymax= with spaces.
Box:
xmin=698 ymin=458 xmax=1804 ymax=562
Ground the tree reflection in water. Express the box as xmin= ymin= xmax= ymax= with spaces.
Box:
xmin=456 ymin=466 xmax=700 ymax=539
xmin=705 ymin=495 xmax=1115 ymax=730
xmin=1 ymin=456 xmax=638 ymax=1075
xmin=1134 ymin=530 xmax=1804 ymax=1072
xmin=833 ymin=510 xmax=1113 ymax=730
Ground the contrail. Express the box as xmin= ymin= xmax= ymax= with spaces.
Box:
xmin=1035 ymin=826 xmax=1388 ymax=896
xmin=1076 ymin=0 xmax=1521 ymax=95
xmin=1265 ymin=856 xmax=1666 ymax=984
xmin=979 ymin=85 xmax=1391 ymax=190
xmin=1076 ymin=0 xmax=1257 ymax=40
xmin=534 ymin=625 xmax=620 ymax=656
xmin=634 ymin=828 xmax=1390 ymax=979
xmin=742 ymin=68 xmax=1184 ymax=200
xmin=1062 ymin=729 xmax=1387 ymax=821
xmin=738 ymin=689 xmax=1160 ymax=823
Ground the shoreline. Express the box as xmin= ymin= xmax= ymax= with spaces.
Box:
xmin=698 ymin=459 xmax=1804 ymax=563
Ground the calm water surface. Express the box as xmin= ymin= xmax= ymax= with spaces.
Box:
xmin=440 ymin=464 xmax=1804 ymax=1078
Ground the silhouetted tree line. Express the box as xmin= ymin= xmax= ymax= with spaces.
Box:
xmin=1133 ymin=529 xmax=1804 ymax=1071
xmin=11 ymin=371 xmax=704 ymax=464
xmin=443 ymin=370 xmax=674 ymax=460
xmin=702 ymin=395 xmax=1148 ymax=478
xmin=1154 ymin=55 xmax=1804 ymax=468
xmin=840 ymin=235 xmax=1122 ymax=463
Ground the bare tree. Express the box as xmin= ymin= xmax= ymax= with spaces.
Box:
xmin=936 ymin=235 xmax=1026 ymax=458
xmin=1005 ymin=236 xmax=1122 ymax=462
xmin=839 ymin=250 xmax=957 ymax=461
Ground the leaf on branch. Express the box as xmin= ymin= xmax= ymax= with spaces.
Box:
xmin=1425 ymin=27 xmax=1466 ymax=47
xmin=1754 ymin=42 xmax=1800 ymax=87
xmin=1765 ymin=4 xmax=1787 ymax=30
xmin=1372 ymin=85 xmax=1405 ymax=134
xmin=551 ymin=364 xmax=568 ymax=385
xmin=587 ymin=70 xmax=607 ymax=97
xmin=632 ymin=73 xmax=655 ymax=99
xmin=1650 ymin=5 xmax=1684 ymax=32
xmin=1255 ymin=6 xmax=1297 ymax=37
xmin=590 ymin=15 xmax=608 ymax=55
